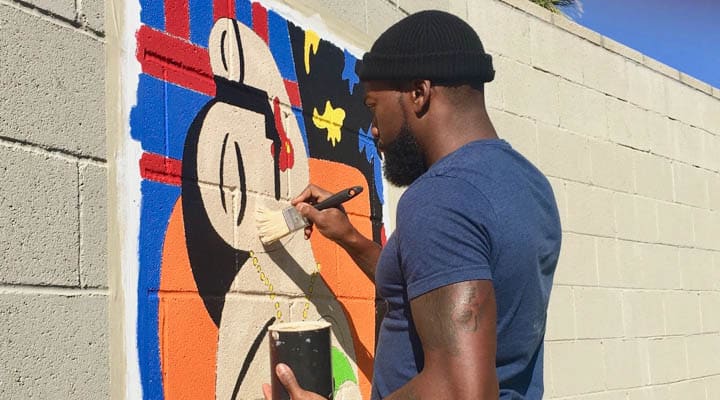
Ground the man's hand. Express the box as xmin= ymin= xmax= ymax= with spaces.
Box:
xmin=291 ymin=184 xmax=357 ymax=243
xmin=262 ymin=363 xmax=327 ymax=400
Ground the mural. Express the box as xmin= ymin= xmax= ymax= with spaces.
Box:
xmin=128 ymin=1 xmax=384 ymax=398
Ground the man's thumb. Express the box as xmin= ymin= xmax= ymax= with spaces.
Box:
xmin=276 ymin=363 xmax=302 ymax=396
xmin=295 ymin=202 xmax=320 ymax=221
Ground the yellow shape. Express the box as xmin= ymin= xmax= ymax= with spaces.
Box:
xmin=304 ymin=30 xmax=320 ymax=74
xmin=313 ymin=101 xmax=346 ymax=147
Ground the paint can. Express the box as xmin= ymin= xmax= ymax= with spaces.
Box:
xmin=268 ymin=320 xmax=333 ymax=400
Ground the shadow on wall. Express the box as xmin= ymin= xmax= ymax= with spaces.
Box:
xmin=129 ymin=1 xmax=385 ymax=399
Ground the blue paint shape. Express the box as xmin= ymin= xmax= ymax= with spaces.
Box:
xmin=137 ymin=181 xmax=180 ymax=400
xmin=292 ymin=106 xmax=310 ymax=157
xmin=130 ymin=74 xmax=166 ymax=155
xmin=166 ymin=82 xmax=212 ymax=160
xmin=268 ymin=10 xmax=297 ymax=81
xmin=235 ymin=0 xmax=252 ymax=28
xmin=341 ymin=50 xmax=359 ymax=95
xmin=358 ymin=125 xmax=384 ymax=203
xmin=140 ymin=0 xmax=165 ymax=31
xmin=189 ymin=0 xmax=213 ymax=48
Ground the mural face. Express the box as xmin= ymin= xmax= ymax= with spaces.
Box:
xmin=128 ymin=1 xmax=384 ymax=399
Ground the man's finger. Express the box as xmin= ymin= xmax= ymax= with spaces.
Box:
xmin=262 ymin=383 xmax=272 ymax=400
xmin=276 ymin=363 xmax=303 ymax=397
xmin=295 ymin=202 xmax=322 ymax=223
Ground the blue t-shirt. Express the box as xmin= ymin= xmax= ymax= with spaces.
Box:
xmin=372 ymin=139 xmax=561 ymax=399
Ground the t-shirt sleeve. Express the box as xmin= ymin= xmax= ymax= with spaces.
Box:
xmin=396 ymin=175 xmax=496 ymax=300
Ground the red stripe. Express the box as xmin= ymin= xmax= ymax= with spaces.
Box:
xmin=251 ymin=2 xmax=269 ymax=43
xmin=140 ymin=152 xmax=183 ymax=186
xmin=136 ymin=25 xmax=215 ymax=96
xmin=213 ymin=0 xmax=235 ymax=20
xmin=283 ymin=79 xmax=302 ymax=107
xmin=165 ymin=0 xmax=190 ymax=39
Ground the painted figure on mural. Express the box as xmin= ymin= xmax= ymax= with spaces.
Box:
xmin=180 ymin=17 xmax=364 ymax=399
xmin=266 ymin=10 xmax=562 ymax=400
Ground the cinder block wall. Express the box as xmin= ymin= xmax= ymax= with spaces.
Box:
xmin=0 ymin=0 xmax=108 ymax=398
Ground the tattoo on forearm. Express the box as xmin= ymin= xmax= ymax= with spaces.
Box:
xmin=452 ymin=286 xmax=482 ymax=332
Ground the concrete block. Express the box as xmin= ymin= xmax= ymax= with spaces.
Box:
xmin=0 ymin=146 xmax=79 ymax=286
xmin=78 ymin=0 xmax=104 ymax=33
xmin=596 ymin=237 xmax=624 ymax=288
xmin=502 ymin=0 xmax=552 ymax=22
xmin=666 ymin=78 xmax=705 ymax=129
xmin=554 ymin=232 xmax=597 ymax=286
xmin=583 ymin=47 xmax=628 ymax=100
xmin=693 ymin=209 xmax=720 ymax=251
xmin=490 ymin=110 xmax=538 ymax=164
xmin=709 ymin=171 xmax=720 ymax=211
xmin=292 ymin=0 xmax=366 ymax=35
xmin=602 ymin=37 xmax=643 ymax=64
xmin=79 ymin=163 xmax=107 ymax=288
xmin=626 ymin=61 xmax=653 ymax=111
xmin=0 ymin=4 xmax=105 ymax=159
xmin=706 ymin=375 xmax=720 ymax=400
xmin=537 ymin=124 xmax=591 ymax=183
xmin=679 ymin=248 xmax=717 ymax=291
xmin=668 ymin=379 xmax=708 ymax=400
xmin=565 ymin=181 xmax=615 ymax=237
xmin=547 ymin=177 xmax=567 ymax=225
xmin=642 ymin=54 xmax=680 ymax=81
xmin=634 ymin=151 xmax=673 ymax=203
xmin=646 ymin=70 xmax=669 ymax=116
xmin=606 ymin=97 xmax=650 ymax=152
xmin=673 ymin=162 xmax=709 ymax=208
xmin=646 ymin=336 xmax=688 ymax=384
xmin=559 ymin=81 xmax=608 ymax=140
xmin=0 ymin=293 xmax=108 ymax=398
xmin=590 ymin=140 xmax=634 ymax=193
xmin=397 ymin=0 xmax=450 ymax=14
xmin=686 ymin=333 xmax=720 ymax=377
xmin=366 ymin=0 xmax=401 ymax=41
xmin=613 ymin=192 xmax=658 ymax=242
xmin=547 ymin=340 xmax=605 ymax=397
xmin=550 ymin=12 xmax=602 ymax=45
xmin=603 ymin=339 xmax=649 ymax=389
xmin=502 ymin=61 xmax=559 ymax=126
xmin=545 ymin=285 xmax=574 ymax=341
xmin=680 ymin=72 xmax=713 ymax=95
xmin=574 ymin=287 xmax=624 ymax=339
xmin=656 ymin=201 xmax=694 ymax=247
xmin=464 ymin=0 xmax=532 ymax=64
xmin=663 ymin=291 xmax=702 ymax=336
xmin=626 ymin=386 xmax=671 ymax=400
xmin=637 ymin=243 xmax=681 ymax=290
xmin=468 ymin=0 xmax=531 ymax=64
xmin=702 ymin=98 xmax=720 ymax=136
xmin=674 ymin=123 xmax=704 ymax=167
xmin=530 ymin=17 xmax=584 ymax=83
xmin=646 ymin=113 xmax=674 ymax=159
xmin=15 ymin=0 xmax=76 ymax=22
xmin=702 ymin=132 xmax=720 ymax=172
xmin=622 ymin=291 xmax=665 ymax=337
xmin=700 ymin=291 xmax=720 ymax=333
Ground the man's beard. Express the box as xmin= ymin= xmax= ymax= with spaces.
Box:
xmin=382 ymin=123 xmax=427 ymax=187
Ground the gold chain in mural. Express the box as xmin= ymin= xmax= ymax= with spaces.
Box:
xmin=302 ymin=263 xmax=321 ymax=320
xmin=249 ymin=250 xmax=283 ymax=321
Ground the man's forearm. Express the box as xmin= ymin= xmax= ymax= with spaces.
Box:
xmin=337 ymin=229 xmax=382 ymax=282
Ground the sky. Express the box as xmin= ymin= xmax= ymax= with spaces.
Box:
xmin=560 ymin=0 xmax=720 ymax=89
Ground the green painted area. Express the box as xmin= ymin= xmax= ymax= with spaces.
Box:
xmin=331 ymin=346 xmax=357 ymax=394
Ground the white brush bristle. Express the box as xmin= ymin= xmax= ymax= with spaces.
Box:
xmin=256 ymin=206 xmax=292 ymax=244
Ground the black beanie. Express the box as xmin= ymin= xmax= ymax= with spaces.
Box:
xmin=359 ymin=10 xmax=495 ymax=83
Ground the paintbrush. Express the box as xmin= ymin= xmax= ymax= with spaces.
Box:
xmin=256 ymin=186 xmax=363 ymax=244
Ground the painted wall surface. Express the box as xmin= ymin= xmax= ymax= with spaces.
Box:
xmin=122 ymin=1 xmax=384 ymax=398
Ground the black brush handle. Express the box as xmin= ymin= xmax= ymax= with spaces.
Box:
xmin=313 ymin=186 xmax=363 ymax=211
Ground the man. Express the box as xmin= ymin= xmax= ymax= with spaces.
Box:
xmin=263 ymin=10 xmax=562 ymax=400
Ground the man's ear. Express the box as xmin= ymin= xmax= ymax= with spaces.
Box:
xmin=409 ymin=79 xmax=431 ymax=115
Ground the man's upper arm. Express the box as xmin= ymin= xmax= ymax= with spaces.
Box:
xmin=409 ymin=279 xmax=499 ymax=399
